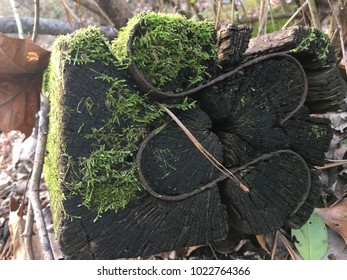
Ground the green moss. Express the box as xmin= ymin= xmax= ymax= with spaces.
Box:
xmin=310 ymin=125 xmax=326 ymax=139
xmin=44 ymin=25 xmax=197 ymax=224
xmin=43 ymin=33 xmax=67 ymax=234
xmin=112 ymin=12 xmax=217 ymax=92
xmin=291 ymin=28 xmax=331 ymax=61
xmin=75 ymin=74 xmax=165 ymax=219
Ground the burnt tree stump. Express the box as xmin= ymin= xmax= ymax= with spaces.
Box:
xmin=43 ymin=13 xmax=345 ymax=259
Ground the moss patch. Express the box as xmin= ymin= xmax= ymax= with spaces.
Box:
xmin=291 ymin=28 xmax=331 ymax=61
xmin=44 ymin=25 xmax=198 ymax=226
xmin=112 ymin=12 xmax=217 ymax=92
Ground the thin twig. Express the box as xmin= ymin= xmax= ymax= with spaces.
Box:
xmin=32 ymin=0 xmax=40 ymax=42
xmin=327 ymin=0 xmax=347 ymax=77
xmin=215 ymin=0 xmax=222 ymax=30
xmin=282 ymin=0 xmax=308 ymax=29
xmin=307 ymin=0 xmax=322 ymax=30
xmin=257 ymin=0 xmax=268 ymax=36
xmin=27 ymin=94 xmax=54 ymax=260
xmin=315 ymin=160 xmax=347 ymax=170
xmin=268 ymin=0 xmax=275 ymax=32
xmin=10 ymin=0 xmax=24 ymax=38
xmin=230 ymin=0 xmax=235 ymax=23
xmin=90 ymin=0 xmax=114 ymax=26
xmin=22 ymin=201 xmax=35 ymax=259
xmin=61 ymin=0 xmax=81 ymax=26
xmin=271 ymin=230 xmax=279 ymax=260
xmin=279 ymin=231 xmax=301 ymax=260
xmin=157 ymin=103 xmax=249 ymax=193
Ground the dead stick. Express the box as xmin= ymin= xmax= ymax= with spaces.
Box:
xmin=10 ymin=0 xmax=24 ymax=38
xmin=282 ymin=1 xmax=308 ymax=29
xmin=327 ymin=0 xmax=347 ymax=77
xmin=27 ymin=94 xmax=54 ymax=260
xmin=307 ymin=0 xmax=322 ymax=30
xmin=158 ymin=103 xmax=249 ymax=192
xmin=32 ymin=0 xmax=40 ymax=42
xmin=22 ymin=201 xmax=35 ymax=259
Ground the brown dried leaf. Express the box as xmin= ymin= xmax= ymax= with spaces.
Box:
xmin=9 ymin=197 xmax=26 ymax=260
xmin=0 ymin=33 xmax=50 ymax=74
xmin=0 ymin=73 xmax=41 ymax=137
xmin=256 ymin=234 xmax=270 ymax=254
xmin=0 ymin=34 xmax=50 ymax=137
xmin=8 ymin=197 xmax=44 ymax=260
xmin=323 ymin=228 xmax=347 ymax=260
xmin=316 ymin=198 xmax=347 ymax=244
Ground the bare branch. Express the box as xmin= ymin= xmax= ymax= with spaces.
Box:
xmin=94 ymin=0 xmax=132 ymax=30
xmin=27 ymin=94 xmax=54 ymax=260
xmin=0 ymin=17 xmax=117 ymax=39
xmin=10 ymin=0 xmax=24 ymax=38
xmin=22 ymin=201 xmax=35 ymax=259
xmin=327 ymin=0 xmax=347 ymax=77
xmin=307 ymin=0 xmax=322 ymax=30
xmin=32 ymin=0 xmax=40 ymax=42
xmin=282 ymin=1 xmax=308 ymax=29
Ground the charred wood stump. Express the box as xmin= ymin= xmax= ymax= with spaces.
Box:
xmin=244 ymin=26 xmax=346 ymax=113
xmin=304 ymin=67 xmax=347 ymax=113
xmin=43 ymin=13 xmax=343 ymax=259
xmin=44 ymin=26 xmax=228 ymax=259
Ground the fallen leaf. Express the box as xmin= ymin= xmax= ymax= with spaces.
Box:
xmin=291 ymin=212 xmax=328 ymax=260
xmin=316 ymin=198 xmax=347 ymax=244
xmin=0 ymin=34 xmax=50 ymax=137
xmin=8 ymin=197 xmax=44 ymax=260
xmin=0 ymin=73 xmax=41 ymax=137
xmin=0 ymin=33 xmax=50 ymax=74
xmin=256 ymin=234 xmax=270 ymax=254
xmin=9 ymin=197 xmax=27 ymax=260
xmin=323 ymin=228 xmax=347 ymax=260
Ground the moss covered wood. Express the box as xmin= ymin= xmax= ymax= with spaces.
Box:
xmin=44 ymin=26 xmax=228 ymax=259
xmin=43 ymin=12 xmax=340 ymax=259
xmin=112 ymin=12 xmax=218 ymax=94
xmin=244 ymin=26 xmax=346 ymax=114
xmin=245 ymin=26 xmax=336 ymax=68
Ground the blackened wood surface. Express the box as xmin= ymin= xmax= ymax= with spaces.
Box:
xmin=196 ymin=56 xmax=306 ymax=164
xmin=217 ymin=24 xmax=252 ymax=70
xmin=56 ymin=59 xmax=228 ymax=259
xmin=305 ymin=66 xmax=347 ymax=113
xmin=139 ymin=108 xmax=223 ymax=197
xmin=219 ymin=151 xmax=311 ymax=234
xmin=286 ymin=170 xmax=322 ymax=228
xmin=60 ymin=188 xmax=227 ymax=259
xmin=283 ymin=108 xmax=333 ymax=166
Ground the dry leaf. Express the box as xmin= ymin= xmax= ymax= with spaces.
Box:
xmin=0 ymin=33 xmax=50 ymax=74
xmin=0 ymin=34 xmax=50 ymax=137
xmin=9 ymin=197 xmax=27 ymax=260
xmin=256 ymin=234 xmax=270 ymax=254
xmin=323 ymin=228 xmax=347 ymax=260
xmin=316 ymin=198 xmax=347 ymax=244
xmin=0 ymin=73 xmax=42 ymax=137
xmin=8 ymin=197 xmax=44 ymax=260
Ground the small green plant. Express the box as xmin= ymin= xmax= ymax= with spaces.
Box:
xmin=112 ymin=12 xmax=217 ymax=92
